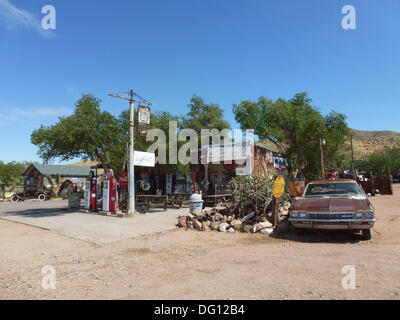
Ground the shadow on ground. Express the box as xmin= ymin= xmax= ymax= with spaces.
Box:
xmin=0 ymin=207 xmax=73 ymax=218
xmin=270 ymin=220 xmax=364 ymax=244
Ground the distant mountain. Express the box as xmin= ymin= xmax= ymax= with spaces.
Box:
xmin=351 ymin=129 xmax=400 ymax=160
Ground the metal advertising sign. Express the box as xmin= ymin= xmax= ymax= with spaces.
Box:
xmin=119 ymin=171 xmax=128 ymax=188
xmin=273 ymin=156 xmax=287 ymax=172
xmin=138 ymin=105 xmax=151 ymax=137
xmin=273 ymin=176 xmax=285 ymax=199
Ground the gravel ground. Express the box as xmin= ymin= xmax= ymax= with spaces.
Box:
xmin=0 ymin=186 xmax=399 ymax=300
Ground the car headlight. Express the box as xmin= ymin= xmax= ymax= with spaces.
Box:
xmin=299 ymin=212 xmax=307 ymax=218
xmin=291 ymin=211 xmax=307 ymax=218
xmin=354 ymin=211 xmax=364 ymax=218
xmin=365 ymin=210 xmax=374 ymax=218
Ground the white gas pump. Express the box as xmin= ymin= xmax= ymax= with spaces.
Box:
xmin=84 ymin=180 xmax=90 ymax=209
xmin=102 ymin=179 xmax=110 ymax=212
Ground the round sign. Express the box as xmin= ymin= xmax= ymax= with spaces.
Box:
xmin=119 ymin=171 xmax=128 ymax=188
xmin=273 ymin=176 xmax=285 ymax=198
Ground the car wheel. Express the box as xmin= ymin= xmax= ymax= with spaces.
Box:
xmin=10 ymin=195 xmax=20 ymax=203
xmin=38 ymin=193 xmax=46 ymax=201
xmin=361 ymin=229 xmax=372 ymax=241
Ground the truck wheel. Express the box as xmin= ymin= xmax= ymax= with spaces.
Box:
xmin=361 ymin=229 xmax=372 ymax=241
xmin=38 ymin=193 xmax=46 ymax=201
xmin=10 ymin=195 xmax=20 ymax=203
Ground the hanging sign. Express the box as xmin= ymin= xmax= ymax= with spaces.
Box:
xmin=273 ymin=176 xmax=285 ymax=199
xmin=273 ymin=156 xmax=287 ymax=172
xmin=138 ymin=105 xmax=151 ymax=137
xmin=134 ymin=151 xmax=155 ymax=167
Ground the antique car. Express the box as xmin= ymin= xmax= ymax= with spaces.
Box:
xmin=10 ymin=184 xmax=53 ymax=203
xmin=289 ymin=179 xmax=376 ymax=240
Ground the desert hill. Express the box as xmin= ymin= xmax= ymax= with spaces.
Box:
xmin=351 ymin=129 xmax=400 ymax=160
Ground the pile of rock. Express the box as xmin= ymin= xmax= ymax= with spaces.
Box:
xmin=177 ymin=201 xmax=293 ymax=235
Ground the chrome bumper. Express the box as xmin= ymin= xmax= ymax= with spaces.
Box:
xmin=289 ymin=218 xmax=376 ymax=230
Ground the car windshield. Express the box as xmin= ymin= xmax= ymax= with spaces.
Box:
xmin=304 ymin=182 xmax=364 ymax=198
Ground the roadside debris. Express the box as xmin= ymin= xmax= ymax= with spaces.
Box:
xmin=177 ymin=200 xmax=291 ymax=235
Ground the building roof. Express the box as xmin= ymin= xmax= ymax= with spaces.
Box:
xmin=255 ymin=141 xmax=280 ymax=153
xmin=24 ymin=164 xmax=93 ymax=177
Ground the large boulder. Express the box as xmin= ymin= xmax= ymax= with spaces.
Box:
xmin=243 ymin=224 xmax=253 ymax=233
xmin=210 ymin=222 xmax=220 ymax=230
xmin=251 ymin=221 xmax=273 ymax=233
xmin=218 ymin=222 xmax=229 ymax=232
xmin=260 ymin=228 xmax=274 ymax=235
xmin=202 ymin=221 xmax=210 ymax=231
xmin=178 ymin=216 xmax=187 ymax=228
xmin=193 ymin=219 xmax=203 ymax=230
xmin=230 ymin=219 xmax=242 ymax=231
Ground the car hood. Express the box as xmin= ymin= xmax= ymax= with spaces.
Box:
xmin=292 ymin=197 xmax=372 ymax=212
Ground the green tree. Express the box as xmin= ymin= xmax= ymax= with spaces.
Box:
xmin=233 ymin=92 xmax=350 ymax=179
xmin=359 ymin=146 xmax=400 ymax=176
xmin=32 ymin=94 xmax=190 ymax=177
xmin=31 ymin=94 xmax=121 ymax=173
xmin=0 ymin=161 xmax=28 ymax=197
xmin=182 ymin=94 xmax=230 ymax=137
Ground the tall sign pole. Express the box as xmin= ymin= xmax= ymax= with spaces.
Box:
xmin=128 ymin=90 xmax=135 ymax=214
xmin=108 ymin=89 xmax=151 ymax=215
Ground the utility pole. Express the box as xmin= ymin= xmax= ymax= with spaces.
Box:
xmin=108 ymin=89 xmax=151 ymax=214
xmin=350 ymin=136 xmax=356 ymax=179
xmin=320 ymin=139 xmax=326 ymax=179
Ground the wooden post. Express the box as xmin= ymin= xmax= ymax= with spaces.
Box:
xmin=273 ymin=197 xmax=278 ymax=227
xmin=386 ymin=166 xmax=393 ymax=195
xmin=320 ymin=139 xmax=324 ymax=179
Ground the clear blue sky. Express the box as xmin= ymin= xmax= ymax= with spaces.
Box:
xmin=1 ymin=0 xmax=399 ymax=163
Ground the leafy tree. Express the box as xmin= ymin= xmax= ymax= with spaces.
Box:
xmin=32 ymin=94 xmax=190 ymax=177
xmin=31 ymin=94 xmax=121 ymax=174
xmin=182 ymin=94 xmax=230 ymax=137
xmin=0 ymin=161 xmax=28 ymax=197
xmin=233 ymin=92 xmax=350 ymax=179
xmin=356 ymin=146 xmax=400 ymax=176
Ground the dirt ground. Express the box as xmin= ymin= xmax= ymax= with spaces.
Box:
xmin=1 ymin=186 xmax=400 ymax=300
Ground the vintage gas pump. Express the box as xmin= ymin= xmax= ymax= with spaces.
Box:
xmin=84 ymin=180 xmax=90 ymax=209
xmin=68 ymin=183 xmax=80 ymax=210
xmin=102 ymin=169 xmax=117 ymax=212
xmin=85 ymin=171 xmax=97 ymax=210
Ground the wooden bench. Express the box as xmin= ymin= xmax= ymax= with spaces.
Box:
xmin=135 ymin=195 xmax=167 ymax=212
xmin=167 ymin=193 xmax=191 ymax=208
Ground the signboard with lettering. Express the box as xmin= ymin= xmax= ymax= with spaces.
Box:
xmin=273 ymin=176 xmax=285 ymax=199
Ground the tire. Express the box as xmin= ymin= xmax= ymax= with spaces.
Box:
xmin=37 ymin=193 xmax=46 ymax=201
xmin=361 ymin=229 xmax=372 ymax=241
xmin=10 ymin=195 xmax=20 ymax=203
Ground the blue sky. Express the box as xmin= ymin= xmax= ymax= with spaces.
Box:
xmin=0 ymin=0 xmax=399 ymax=163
